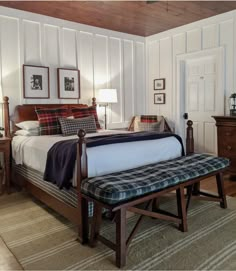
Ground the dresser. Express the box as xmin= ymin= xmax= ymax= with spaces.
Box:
xmin=212 ymin=116 xmax=236 ymax=177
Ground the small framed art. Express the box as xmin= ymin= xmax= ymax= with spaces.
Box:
xmin=154 ymin=93 xmax=165 ymax=104
xmin=57 ymin=68 xmax=80 ymax=99
xmin=154 ymin=78 xmax=165 ymax=90
xmin=23 ymin=65 xmax=50 ymax=99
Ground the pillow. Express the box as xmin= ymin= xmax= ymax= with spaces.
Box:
xmin=16 ymin=121 xmax=39 ymax=130
xmin=137 ymin=121 xmax=163 ymax=132
xmin=59 ymin=115 xmax=97 ymax=136
xmin=35 ymin=108 xmax=68 ymax=135
xmin=71 ymin=106 xmax=101 ymax=129
xmin=15 ymin=129 xmax=39 ymax=136
xmin=140 ymin=115 xmax=158 ymax=123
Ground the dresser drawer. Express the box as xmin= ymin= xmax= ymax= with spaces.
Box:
xmin=218 ymin=127 xmax=236 ymax=139
xmin=218 ymin=141 xmax=236 ymax=156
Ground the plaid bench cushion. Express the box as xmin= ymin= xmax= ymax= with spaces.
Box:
xmin=81 ymin=154 xmax=229 ymax=205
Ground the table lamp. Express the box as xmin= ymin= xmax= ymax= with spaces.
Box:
xmin=97 ymin=89 xmax=118 ymax=129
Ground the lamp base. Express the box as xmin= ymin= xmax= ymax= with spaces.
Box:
xmin=230 ymin=109 xmax=236 ymax=116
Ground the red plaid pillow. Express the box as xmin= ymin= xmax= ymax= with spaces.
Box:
xmin=35 ymin=108 xmax=68 ymax=135
xmin=140 ymin=115 xmax=158 ymax=123
xmin=71 ymin=106 xmax=101 ymax=129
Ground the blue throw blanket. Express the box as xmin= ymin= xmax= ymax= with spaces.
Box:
xmin=43 ymin=132 xmax=184 ymax=189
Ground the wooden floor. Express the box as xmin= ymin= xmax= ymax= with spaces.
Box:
xmin=0 ymin=176 xmax=235 ymax=270
xmin=201 ymin=174 xmax=236 ymax=197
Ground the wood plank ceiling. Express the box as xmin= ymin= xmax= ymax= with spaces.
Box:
xmin=1 ymin=1 xmax=236 ymax=36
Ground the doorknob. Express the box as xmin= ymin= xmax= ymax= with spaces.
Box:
xmin=183 ymin=113 xmax=188 ymax=120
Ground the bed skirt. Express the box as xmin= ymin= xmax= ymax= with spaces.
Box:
xmin=13 ymin=162 xmax=94 ymax=217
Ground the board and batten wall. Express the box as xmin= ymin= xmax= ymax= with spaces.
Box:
xmin=146 ymin=10 xmax=236 ymax=131
xmin=0 ymin=6 xmax=145 ymax=128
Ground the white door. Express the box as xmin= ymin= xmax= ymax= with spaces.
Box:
xmin=185 ymin=56 xmax=224 ymax=154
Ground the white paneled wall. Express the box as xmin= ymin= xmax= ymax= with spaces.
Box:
xmin=0 ymin=7 xmax=145 ymax=128
xmin=146 ymin=10 xmax=236 ymax=130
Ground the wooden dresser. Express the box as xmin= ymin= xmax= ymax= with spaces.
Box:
xmin=213 ymin=116 xmax=236 ymax=178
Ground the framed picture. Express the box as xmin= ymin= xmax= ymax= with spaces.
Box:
xmin=154 ymin=93 xmax=165 ymax=104
xmin=154 ymin=78 xmax=165 ymax=90
xmin=23 ymin=65 xmax=50 ymax=99
xmin=57 ymin=68 xmax=80 ymax=99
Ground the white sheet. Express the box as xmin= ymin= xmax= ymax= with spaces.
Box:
xmin=12 ymin=130 xmax=182 ymax=185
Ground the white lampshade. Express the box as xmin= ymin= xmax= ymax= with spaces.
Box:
xmin=97 ymin=89 xmax=118 ymax=104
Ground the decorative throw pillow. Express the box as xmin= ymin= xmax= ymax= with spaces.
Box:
xmin=35 ymin=108 xmax=68 ymax=135
xmin=137 ymin=121 xmax=162 ymax=132
xmin=59 ymin=115 xmax=97 ymax=136
xmin=140 ymin=115 xmax=158 ymax=123
xmin=71 ymin=106 xmax=101 ymax=129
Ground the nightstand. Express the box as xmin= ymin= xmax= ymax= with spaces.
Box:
xmin=0 ymin=137 xmax=11 ymax=195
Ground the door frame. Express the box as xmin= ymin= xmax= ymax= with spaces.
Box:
xmin=175 ymin=47 xmax=225 ymax=148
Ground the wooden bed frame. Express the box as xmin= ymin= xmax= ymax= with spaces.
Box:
xmin=2 ymin=96 xmax=194 ymax=242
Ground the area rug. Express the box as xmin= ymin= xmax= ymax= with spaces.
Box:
xmin=0 ymin=192 xmax=236 ymax=270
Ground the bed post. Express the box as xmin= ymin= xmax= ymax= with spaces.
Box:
xmin=3 ymin=96 xmax=10 ymax=138
xmin=92 ymin=97 xmax=96 ymax=107
xmin=186 ymin=120 xmax=194 ymax=155
xmin=77 ymin=129 xmax=89 ymax=244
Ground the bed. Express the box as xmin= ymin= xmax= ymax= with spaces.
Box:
xmin=3 ymin=96 xmax=194 ymax=242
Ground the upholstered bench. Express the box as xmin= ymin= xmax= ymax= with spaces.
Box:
xmin=81 ymin=154 xmax=229 ymax=268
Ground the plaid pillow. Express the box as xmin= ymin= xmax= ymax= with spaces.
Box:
xmin=59 ymin=115 xmax=97 ymax=136
xmin=71 ymin=106 xmax=101 ymax=129
xmin=137 ymin=121 xmax=163 ymax=132
xmin=140 ymin=115 xmax=158 ymax=123
xmin=35 ymin=108 xmax=68 ymax=135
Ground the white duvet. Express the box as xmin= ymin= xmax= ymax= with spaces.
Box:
xmin=12 ymin=130 xmax=182 ymax=186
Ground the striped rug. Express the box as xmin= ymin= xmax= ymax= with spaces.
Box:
xmin=0 ymin=192 xmax=236 ymax=270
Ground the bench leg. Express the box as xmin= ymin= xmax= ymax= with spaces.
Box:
xmin=192 ymin=182 xmax=200 ymax=195
xmin=90 ymin=203 xmax=102 ymax=247
xmin=116 ymin=208 xmax=127 ymax=268
xmin=152 ymin=198 xmax=160 ymax=212
xmin=216 ymin=172 xmax=227 ymax=209
xmin=78 ymin=197 xmax=89 ymax=244
xmin=186 ymin=184 xmax=193 ymax=212
xmin=176 ymin=186 xmax=188 ymax=232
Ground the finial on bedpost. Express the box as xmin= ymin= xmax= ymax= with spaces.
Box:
xmin=3 ymin=96 xmax=10 ymax=138
xmin=92 ymin=97 xmax=96 ymax=107
xmin=186 ymin=120 xmax=194 ymax=155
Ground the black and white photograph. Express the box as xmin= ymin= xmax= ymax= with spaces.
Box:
xmin=154 ymin=93 xmax=165 ymax=104
xmin=154 ymin=78 xmax=165 ymax=90
xmin=64 ymin=77 xmax=75 ymax=91
xmin=31 ymin=75 xmax=42 ymax=90
xmin=58 ymin=68 xmax=80 ymax=99
xmin=23 ymin=65 xmax=50 ymax=99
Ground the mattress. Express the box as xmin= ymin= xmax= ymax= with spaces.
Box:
xmin=12 ymin=130 xmax=183 ymax=186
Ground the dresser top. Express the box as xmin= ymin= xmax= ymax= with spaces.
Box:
xmin=212 ymin=116 xmax=236 ymax=120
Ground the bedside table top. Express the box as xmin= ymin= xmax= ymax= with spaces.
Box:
xmin=0 ymin=137 xmax=11 ymax=142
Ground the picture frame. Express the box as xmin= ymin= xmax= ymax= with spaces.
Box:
xmin=154 ymin=93 xmax=165 ymax=104
xmin=154 ymin=78 xmax=165 ymax=90
xmin=23 ymin=65 xmax=50 ymax=99
xmin=57 ymin=68 xmax=80 ymax=99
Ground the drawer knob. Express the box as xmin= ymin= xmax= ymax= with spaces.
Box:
xmin=227 ymin=145 xmax=232 ymax=151
xmin=225 ymin=132 xmax=232 ymax=136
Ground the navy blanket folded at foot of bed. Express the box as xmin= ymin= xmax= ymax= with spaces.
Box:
xmin=43 ymin=132 xmax=184 ymax=189
xmin=81 ymin=154 xmax=229 ymax=205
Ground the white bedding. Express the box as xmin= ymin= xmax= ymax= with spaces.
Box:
xmin=12 ymin=130 xmax=182 ymax=186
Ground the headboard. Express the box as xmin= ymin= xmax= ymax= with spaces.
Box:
xmin=3 ymin=97 xmax=96 ymax=136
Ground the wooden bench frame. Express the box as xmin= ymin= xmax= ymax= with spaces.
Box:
xmin=76 ymin=128 xmax=228 ymax=268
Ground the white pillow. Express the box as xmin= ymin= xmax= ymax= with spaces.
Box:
xmin=16 ymin=121 xmax=39 ymax=131
xmin=15 ymin=129 xmax=39 ymax=136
